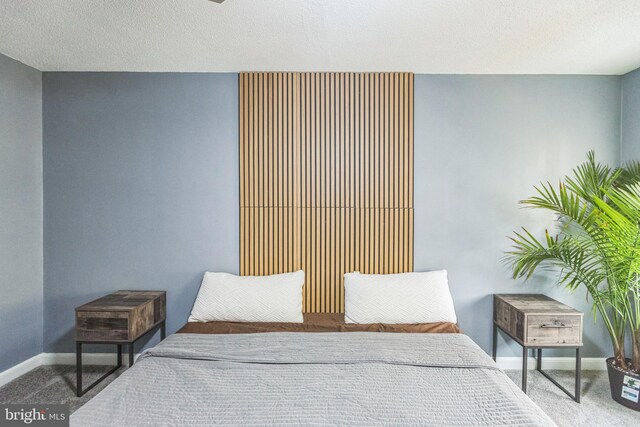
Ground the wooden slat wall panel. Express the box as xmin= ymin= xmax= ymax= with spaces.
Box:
xmin=239 ymin=73 xmax=297 ymax=208
xmin=240 ymin=72 xmax=413 ymax=313
xmin=240 ymin=207 xmax=298 ymax=277
xmin=297 ymin=207 xmax=414 ymax=313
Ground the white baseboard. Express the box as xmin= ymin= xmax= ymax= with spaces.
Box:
xmin=0 ymin=354 xmax=45 ymax=387
xmin=0 ymin=353 xmax=607 ymax=387
xmin=0 ymin=352 xmax=142 ymax=387
xmin=496 ymin=356 xmax=606 ymax=370
xmin=41 ymin=352 xmax=140 ymax=366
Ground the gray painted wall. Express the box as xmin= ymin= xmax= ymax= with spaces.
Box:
xmin=43 ymin=73 xmax=238 ymax=353
xmin=43 ymin=73 xmax=621 ymax=357
xmin=622 ymin=68 xmax=640 ymax=163
xmin=414 ymin=75 xmax=621 ymax=357
xmin=0 ymin=54 xmax=43 ymax=371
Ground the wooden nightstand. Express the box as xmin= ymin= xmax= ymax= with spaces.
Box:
xmin=75 ymin=290 xmax=166 ymax=396
xmin=492 ymin=294 xmax=583 ymax=402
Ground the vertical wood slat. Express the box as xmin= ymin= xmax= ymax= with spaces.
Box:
xmin=240 ymin=73 xmax=413 ymax=313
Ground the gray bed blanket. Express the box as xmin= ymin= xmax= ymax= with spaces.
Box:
xmin=71 ymin=332 xmax=556 ymax=426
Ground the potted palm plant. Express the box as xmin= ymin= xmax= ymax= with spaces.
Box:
xmin=505 ymin=152 xmax=640 ymax=410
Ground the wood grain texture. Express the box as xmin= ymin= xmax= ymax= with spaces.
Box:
xmin=75 ymin=291 xmax=166 ymax=342
xmin=493 ymin=294 xmax=583 ymax=347
xmin=240 ymin=73 xmax=414 ymax=312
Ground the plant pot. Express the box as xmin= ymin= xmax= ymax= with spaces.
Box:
xmin=606 ymin=357 xmax=640 ymax=411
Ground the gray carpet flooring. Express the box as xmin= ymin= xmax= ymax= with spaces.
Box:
xmin=504 ymin=370 xmax=638 ymax=426
xmin=0 ymin=365 xmax=125 ymax=414
xmin=0 ymin=366 xmax=638 ymax=425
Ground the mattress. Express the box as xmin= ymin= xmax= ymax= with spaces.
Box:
xmin=177 ymin=312 xmax=461 ymax=334
xmin=71 ymin=332 xmax=555 ymax=426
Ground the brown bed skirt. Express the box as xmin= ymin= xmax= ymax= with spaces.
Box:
xmin=177 ymin=313 xmax=461 ymax=334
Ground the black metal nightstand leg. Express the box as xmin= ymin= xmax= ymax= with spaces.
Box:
xmin=492 ymin=323 xmax=498 ymax=361
xmin=522 ymin=347 xmax=528 ymax=393
xmin=161 ymin=320 xmax=166 ymax=340
xmin=535 ymin=346 xmax=581 ymax=402
xmin=129 ymin=342 xmax=135 ymax=366
xmin=575 ymin=347 xmax=581 ymax=403
xmin=76 ymin=342 xmax=82 ymax=397
xmin=76 ymin=342 xmax=122 ymax=397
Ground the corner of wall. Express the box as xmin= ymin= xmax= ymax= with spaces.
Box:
xmin=0 ymin=52 xmax=44 ymax=373
xmin=39 ymin=69 xmax=45 ymax=358
xmin=620 ymin=74 xmax=625 ymax=166
xmin=620 ymin=66 xmax=640 ymax=163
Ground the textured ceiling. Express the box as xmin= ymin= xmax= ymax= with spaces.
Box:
xmin=1 ymin=0 xmax=640 ymax=74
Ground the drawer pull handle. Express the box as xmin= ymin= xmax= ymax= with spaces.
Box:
xmin=540 ymin=322 xmax=571 ymax=328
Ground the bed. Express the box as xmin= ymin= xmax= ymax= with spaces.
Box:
xmin=71 ymin=314 xmax=555 ymax=426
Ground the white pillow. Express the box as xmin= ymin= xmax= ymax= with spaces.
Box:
xmin=344 ymin=270 xmax=457 ymax=324
xmin=188 ymin=270 xmax=304 ymax=323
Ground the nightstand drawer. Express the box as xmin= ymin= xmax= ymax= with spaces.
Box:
xmin=526 ymin=314 xmax=582 ymax=345
xmin=75 ymin=290 xmax=166 ymax=342
xmin=76 ymin=311 xmax=130 ymax=341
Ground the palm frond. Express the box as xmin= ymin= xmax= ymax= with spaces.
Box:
xmin=617 ymin=159 xmax=640 ymax=190
xmin=505 ymin=151 xmax=640 ymax=370
xmin=520 ymin=182 xmax=595 ymax=229
xmin=565 ymin=150 xmax=620 ymax=201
